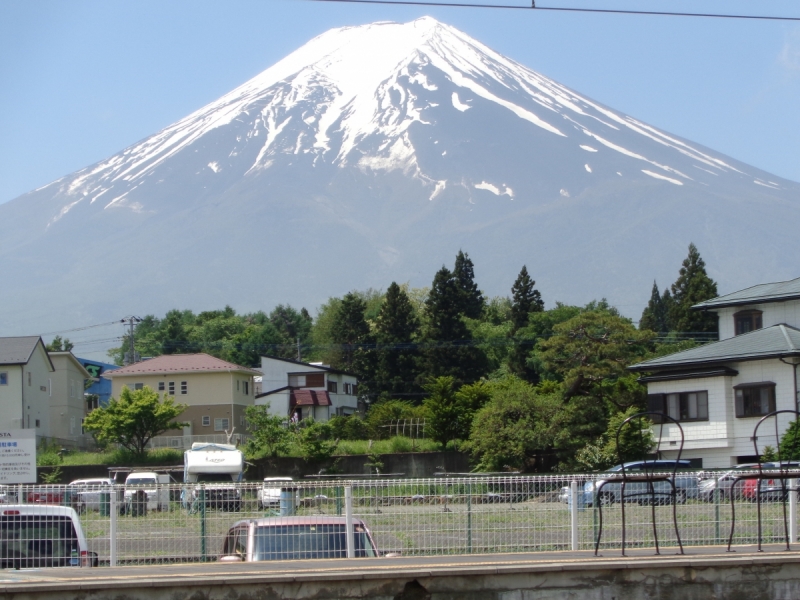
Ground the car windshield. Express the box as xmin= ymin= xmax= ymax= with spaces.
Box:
xmin=253 ymin=524 xmax=377 ymax=560
xmin=1 ymin=515 xmax=79 ymax=561
xmin=126 ymin=478 xmax=156 ymax=486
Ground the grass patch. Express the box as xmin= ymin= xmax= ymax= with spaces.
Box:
xmin=334 ymin=437 xmax=440 ymax=456
xmin=43 ymin=447 xmax=183 ymax=467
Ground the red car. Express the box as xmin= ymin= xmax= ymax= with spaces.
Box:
xmin=25 ymin=487 xmax=65 ymax=504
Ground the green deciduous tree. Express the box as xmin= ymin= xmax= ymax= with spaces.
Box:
xmin=574 ymin=407 xmax=655 ymax=471
xmin=82 ymin=386 xmax=188 ymax=457
xmin=46 ymin=336 xmax=74 ymax=352
xmin=244 ymin=404 xmax=293 ymax=459
xmin=422 ymin=376 xmax=463 ymax=450
xmin=297 ymin=419 xmax=338 ymax=462
xmin=669 ymin=243 xmax=719 ymax=338
xmin=468 ymin=377 xmax=560 ymax=472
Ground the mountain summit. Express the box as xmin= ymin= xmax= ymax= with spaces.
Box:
xmin=1 ymin=17 xmax=798 ymax=334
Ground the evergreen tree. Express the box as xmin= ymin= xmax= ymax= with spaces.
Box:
xmin=453 ymin=250 xmax=484 ymax=319
xmin=639 ymin=281 xmax=671 ymax=335
xmin=159 ymin=310 xmax=191 ymax=354
xmin=508 ymin=266 xmax=545 ymax=380
xmin=330 ymin=292 xmax=371 ymax=370
xmin=422 ymin=266 xmax=488 ymax=384
xmin=46 ymin=336 xmax=74 ymax=352
xmin=269 ymin=304 xmax=313 ymax=358
xmin=373 ymin=282 xmax=421 ymax=401
xmin=669 ymin=243 xmax=719 ymax=338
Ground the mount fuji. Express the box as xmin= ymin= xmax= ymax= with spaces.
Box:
xmin=2 ymin=16 xmax=798 ymax=336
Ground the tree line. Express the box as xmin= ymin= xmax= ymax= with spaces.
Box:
xmin=106 ymin=244 xmax=719 ymax=471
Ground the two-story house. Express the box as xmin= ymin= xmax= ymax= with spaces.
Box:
xmin=630 ymin=276 xmax=800 ymax=468
xmin=256 ymin=356 xmax=359 ymax=422
xmin=47 ymin=351 xmax=92 ymax=442
xmin=0 ymin=336 xmax=54 ymax=433
xmin=103 ymin=353 xmax=260 ymax=440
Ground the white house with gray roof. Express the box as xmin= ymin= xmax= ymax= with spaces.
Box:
xmin=630 ymin=276 xmax=800 ymax=468
xmin=0 ymin=337 xmax=55 ymax=435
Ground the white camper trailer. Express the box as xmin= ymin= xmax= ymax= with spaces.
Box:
xmin=183 ymin=443 xmax=244 ymax=511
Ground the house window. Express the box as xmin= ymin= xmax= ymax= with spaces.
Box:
xmin=288 ymin=374 xmax=307 ymax=387
xmin=133 ymin=383 xmax=144 ymax=391
xmin=87 ymin=396 xmax=98 ymax=411
xmin=181 ymin=381 xmax=188 ymax=395
xmin=327 ymin=381 xmax=338 ymax=393
xmin=158 ymin=382 xmax=165 ymax=391
xmin=35 ymin=419 xmax=40 ymax=428
xmin=0 ymin=372 xmax=7 ymax=385
xmin=214 ymin=418 xmax=230 ymax=432
xmin=306 ymin=373 xmax=324 ymax=388
xmin=735 ymin=383 xmax=776 ymax=417
xmin=243 ymin=381 xmax=249 ymax=395
xmin=202 ymin=416 xmax=210 ymax=427
xmin=168 ymin=382 xmax=175 ymax=395
xmin=647 ymin=392 xmax=708 ymax=422
xmin=81 ymin=418 xmax=86 ymax=434
xmin=734 ymin=310 xmax=763 ymax=335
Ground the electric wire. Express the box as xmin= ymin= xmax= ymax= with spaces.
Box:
xmin=301 ymin=0 xmax=800 ymax=21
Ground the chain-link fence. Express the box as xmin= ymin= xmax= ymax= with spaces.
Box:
xmin=2 ymin=471 xmax=799 ymax=567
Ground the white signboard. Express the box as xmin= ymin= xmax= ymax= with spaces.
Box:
xmin=0 ymin=429 xmax=37 ymax=484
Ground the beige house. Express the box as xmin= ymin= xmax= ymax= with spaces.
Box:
xmin=47 ymin=352 xmax=92 ymax=441
xmin=0 ymin=336 xmax=54 ymax=434
xmin=104 ymin=354 xmax=260 ymax=438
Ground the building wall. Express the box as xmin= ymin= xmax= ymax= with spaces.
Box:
xmin=716 ymin=299 xmax=800 ymax=341
xmin=48 ymin=354 xmax=90 ymax=441
xmin=179 ymin=403 xmax=249 ymax=436
xmin=647 ymin=358 xmax=798 ymax=468
xmin=21 ymin=343 xmax=55 ymax=436
xmin=0 ymin=365 xmax=24 ymax=429
xmin=110 ymin=371 xmax=254 ymax=408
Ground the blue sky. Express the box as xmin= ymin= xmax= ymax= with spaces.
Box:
xmin=1 ymin=0 xmax=799 ymax=205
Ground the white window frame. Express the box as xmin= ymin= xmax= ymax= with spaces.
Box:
xmin=168 ymin=381 xmax=175 ymax=395
xmin=0 ymin=372 xmax=7 ymax=385
xmin=214 ymin=418 xmax=230 ymax=432
xmin=202 ymin=416 xmax=211 ymax=427
xmin=181 ymin=381 xmax=188 ymax=395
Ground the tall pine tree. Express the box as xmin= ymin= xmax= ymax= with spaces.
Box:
xmin=639 ymin=281 xmax=672 ymax=335
xmin=330 ymin=292 xmax=373 ymax=375
xmin=373 ymin=282 xmax=422 ymax=402
xmin=453 ymin=250 xmax=484 ymax=319
xmin=508 ymin=265 xmax=544 ymax=380
xmin=423 ymin=266 xmax=488 ymax=384
xmin=669 ymin=243 xmax=719 ymax=338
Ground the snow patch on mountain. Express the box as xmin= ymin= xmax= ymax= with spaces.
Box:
xmin=642 ymin=170 xmax=683 ymax=185
xmin=451 ymin=92 xmax=471 ymax=111
xmin=475 ymin=181 xmax=514 ymax=198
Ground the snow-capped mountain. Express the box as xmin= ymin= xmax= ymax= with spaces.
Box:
xmin=1 ymin=17 xmax=798 ymax=335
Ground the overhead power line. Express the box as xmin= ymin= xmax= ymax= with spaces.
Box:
xmin=301 ymin=0 xmax=800 ymax=21
xmin=36 ymin=320 xmax=123 ymax=337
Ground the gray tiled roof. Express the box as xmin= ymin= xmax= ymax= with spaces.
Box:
xmin=693 ymin=276 xmax=800 ymax=310
xmin=629 ymin=324 xmax=800 ymax=371
xmin=0 ymin=336 xmax=42 ymax=365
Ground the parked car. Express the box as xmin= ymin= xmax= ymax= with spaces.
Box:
xmin=25 ymin=486 xmax=64 ymax=505
xmin=583 ymin=460 xmax=699 ymax=506
xmin=219 ymin=516 xmax=382 ymax=561
xmin=698 ymin=465 xmax=760 ymax=502
xmin=68 ymin=478 xmax=116 ymax=512
xmin=122 ymin=472 xmax=171 ymax=513
xmin=257 ymin=477 xmax=295 ymax=510
xmin=0 ymin=486 xmax=17 ymax=504
xmin=740 ymin=463 xmax=800 ymax=502
xmin=0 ymin=505 xmax=98 ymax=569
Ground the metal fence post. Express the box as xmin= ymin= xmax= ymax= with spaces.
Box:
xmin=336 ymin=486 xmax=343 ymax=516
xmin=18 ymin=484 xmax=24 ymax=504
xmin=200 ymin=486 xmax=207 ymax=562
xmin=790 ymin=478 xmax=797 ymax=544
xmin=714 ymin=479 xmax=721 ymax=544
xmin=344 ymin=485 xmax=355 ymax=558
xmin=570 ymin=480 xmax=578 ymax=551
xmin=467 ymin=482 xmax=473 ymax=554
xmin=110 ymin=488 xmax=117 ymax=567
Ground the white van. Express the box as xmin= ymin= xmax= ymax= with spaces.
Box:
xmin=123 ymin=471 xmax=171 ymax=513
xmin=68 ymin=478 xmax=115 ymax=512
xmin=0 ymin=505 xmax=98 ymax=569
xmin=257 ymin=477 xmax=295 ymax=509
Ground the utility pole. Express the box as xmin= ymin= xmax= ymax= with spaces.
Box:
xmin=122 ymin=316 xmax=142 ymax=365
xmin=297 ymin=337 xmax=301 ymax=361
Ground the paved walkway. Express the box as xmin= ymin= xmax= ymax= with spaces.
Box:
xmin=3 ymin=544 xmax=800 ymax=594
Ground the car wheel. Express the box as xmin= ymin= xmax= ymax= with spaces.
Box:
xmin=598 ymin=492 xmax=614 ymax=506
xmin=676 ymin=490 xmax=687 ymax=505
